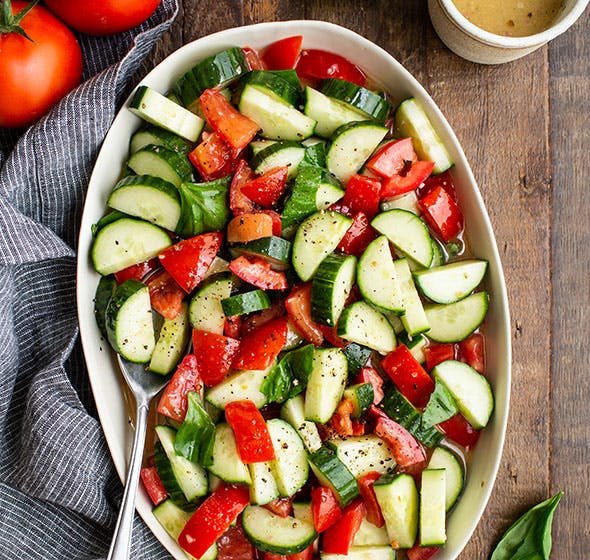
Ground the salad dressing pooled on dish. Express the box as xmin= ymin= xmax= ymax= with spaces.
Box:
xmin=452 ymin=0 xmax=564 ymax=37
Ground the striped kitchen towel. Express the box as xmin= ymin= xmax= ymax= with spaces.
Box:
xmin=0 ymin=2 xmax=179 ymax=558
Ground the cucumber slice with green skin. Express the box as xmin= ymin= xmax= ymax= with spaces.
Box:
xmin=374 ymin=473 xmax=419 ymax=549
xmin=304 ymin=347 xmax=348 ymax=423
xmin=221 ymin=289 xmax=271 ymax=316
xmin=130 ymin=126 xmax=192 ymax=155
xmin=129 ymin=85 xmax=205 ymax=142
xmin=326 ymin=121 xmax=388 ymax=184
xmin=207 ymin=423 xmax=251 ymax=485
xmin=248 ymin=461 xmax=280 ymax=505
xmin=239 ymin=84 xmax=316 ymax=141
xmin=372 ymin=209 xmax=433 ymax=268
xmin=320 ymin=78 xmax=392 ymax=123
xmin=308 ymin=445 xmax=360 ymax=506
xmin=337 ymin=301 xmax=397 ymax=355
xmin=395 ymin=98 xmax=453 ymax=175
xmin=420 ymin=469 xmax=447 ymax=546
xmin=432 ymin=359 xmax=494 ymax=428
xmin=173 ymin=47 xmax=249 ymax=108
xmin=188 ymin=274 xmax=233 ymax=334
xmin=229 ymin=236 xmax=292 ymax=270
xmin=241 ymin=506 xmax=317 ymax=554
xmin=303 ymin=86 xmax=368 ymax=138
xmin=92 ymin=218 xmax=171 ymax=275
xmin=397 ymin=332 xmax=428 ymax=364
xmin=280 ymin=395 xmax=323 ymax=453
xmin=149 ymin=302 xmax=190 ymax=375
xmin=267 ymin=418 xmax=309 ymax=497
xmin=238 ymin=70 xmax=302 ymax=107
xmin=292 ymin=501 xmax=313 ymax=525
xmin=353 ymin=519 xmax=390 ymax=546
xmin=311 ymin=253 xmax=357 ymax=327
xmin=105 ymin=280 xmax=154 ymax=362
xmin=380 ymin=191 xmax=421 ymax=216
xmin=357 ymin=236 xmax=404 ymax=314
xmin=107 ymin=175 xmax=181 ymax=232
xmin=430 ymin=238 xmax=445 ymax=267
xmin=343 ymin=383 xmax=374 ymax=418
xmin=94 ymin=275 xmax=117 ymax=339
xmin=292 ymin=211 xmax=352 ymax=282
xmin=328 ymin=435 xmax=396 ymax=478
xmin=205 ymin=365 xmax=273 ymax=409
xmin=91 ymin=210 xmax=131 ymax=237
xmin=301 ymin=139 xmax=327 ymax=168
xmin=321 ymin=546 xmax=395 ymax=560
xmin=250 ymin=139 xmax=277 ymax=156
xmin=394 ymin=259 xmax=431 ymax=337
xmin=127 ymin=144 xmax=193 ymax=188
xmin=383 ymin=310 xmax=405 ymax=336
xmin=251 ymin=140 xmax=305 ymax=179
xmin=427 ymin=446 xmax=465 ymax=511
xmin=424 ymin=291 xmax=489 ymax=343
xmin=342 ymin=342 xmax=372 ymax=377
xmin=413 ymin=259 xmax=488 ymax=304
xmin=154 ymin=442 xmax=190 ymax=507
xmin=155 ymin=425 xmax=208 ymax=502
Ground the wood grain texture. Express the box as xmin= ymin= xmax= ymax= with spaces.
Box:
xmin=144 ymin=2 xmax=590 ymax=557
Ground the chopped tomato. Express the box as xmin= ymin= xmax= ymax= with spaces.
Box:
xmin=406 ymin=545 xmax=441 ymax=560
xmin=437 ymin=413 xmax=480 ymax=450
xmin=351 ymin=419 xmax=365 ymax=436
xmin=424 ymin=343 xmax=455 ymax=371
xmin=229 ymin=255 xmax=288 ymax=291
xmin=243 ymin=46 xmax=265 ymax=70
xmin=374 ymin=415 xmax=427 ymax=472
xmin=140 ymin=466 xmax=167 ymax=506
xmin=200 ymin=89 xmax=259 ymax=151
xmin=329 ymin=398 xmax=355 ymax=437
xmin=311 ymin=486 xmax=342 ymax=533
xmin=258 ymin=209 xmax=282 ymax=236
xmin=192 ymin=330 xmax=240 ymax=386
xmin=418 ymin=185 xmax=463 ymax=242
xmin=381 ymin=345 xmax=435 ymax=408
xmin=145 ymin=269 xmax=185 ymax=320
xmin=224 ymin=315 xmax=242 ymax=339
xmin=366 ymin=138 xmax=417 ymax=179
xmin=230 ymin=160 xmax=257 ymax=215
xmin=178 ymin=484 xmax=250 ymax=558
xmin=358 ymin=472 xmax=385 ymax=527
xmin=240 ymin=166 xmax=289 ymax=208
xmin=318 ymin=324 xmax=347 ymax=348
xmin=261 ymin=36 xmax=303 ymax=70
xmin=321 ymin=498 xmax=365 ymax=555
xmin=114 ymin=258 xmax=158 ymax=284
xmin=159 ymin=232 xmax=223 ymax=293
xmin=457 ymin=333 xmax=485 ymax=373
xmin=217 ymin=524 xmax=255 ymax=560
xmin=232 ymin=316 xmax=288 ymax=370
xmin=156 ymin=354 xmax=202 ymax=423
xmin=240 ymin=297 xmax=286 ymax=335
xmin=225 ymin=400 xmax=276 ymax=463
xmin=380 ymin=160 xmax=435 ymax=199
xmin=337 ymin=212 xmax=378 ymax=257
xmin=296 ymin=49 xmax=366 ymax=87
xmin=355 ymin=367 xmax=384 ymax=405
xmin=418 ymin=170 xmax=457 ymax=201
xmin=227 ymin=212 xmax=275 ymax=243
xmin=264 ymin=497 xmax=294 ymax=517
xmin=342 ymin=175 xmax=382 ymax=220
xmin=285 ymin=283 xmax=324 ymax=346
xmin=189 ymin=131 xmax=237 ymax=181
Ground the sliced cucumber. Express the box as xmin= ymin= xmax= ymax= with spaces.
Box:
xmin=189 ymin=274 xmax=234 ymax=334
xmin=241 ymin=506 xmax=316 ymax=554
xmin=107 ymin=175 xmax=182 ymax=232
xmin=394 ymin=259 xmax=430 ymax=337
xmin=372 ymin=209 xmax=433 ymax=268
xmin=248 ymin=461 xmax=280 ymax=505
xmin=206 ymin=365 xmax=273 ymax=409
xmin=230 ymin=236 xmax=292 ymax=270
xmin=239 ymin=84 xmax=316 ymax=141
xmin=374 ymin=474 xmax=418 ymax=549
xmin=327 ymin=121 xmax=388 ymax=184
xmin=311 ymin=253 xmax=357 ymax=327
xmin=397 ymin=332 xmax=428 ymax=364
xmin=432 ymin=359 xmax=494 ymax=429
xmin=105 ymin=280 xmax=154 ymax=362
xmin=94 ymin=275 xmax=117 ymax=339
xmin=149 ymin=302 xmax=190 ymax=375
xmin=251 ymin=140 xmax=305 ymax=179
xmin=413 ymin=259 xmax=488 ymax=304
xmin=208 ymin=423 xmax=251 ymax=485
xmin=353 ymin=518 xmax=390 ymax=547
xmin=221 ymin=289 xmax=270 ymax=316
xmin=92 ymin=218 xmax=171 ymax=275
xmin=357 ymin=236 xmax=404 ymax=314
xmin=239 ymin=70 xmax=301 ymax=107
xmin=280 ymin=394 xmax=323 ymax=453
xmin=292 ymin=211 xmax=352 ymax=282
xmin=127 ymin=144 xmax=193 ymax=188
xmin=380 ymin=190 xmax=421 ymax=216
xmin=337 ymin=302 xmax=396 ymax=355
xmin=130 ymin=125 xmax=192 ymax=155
xmin=343 ymin=383 xmax=374 ymax=418
xmin=152 ymin=499 xmax=191 ymax=539
xmin=395 ymin=98 xmax=453 ymax=174
xmin=292 ymin=501 xmax=313 ymax=525
xmin=320 ymin=79 xmax=391 ymax=123
xmin=427 ymin=446 xmax=464 ymax=511
xmin=329 ymin=435 xmax=396 ymax=477
xmin=424 ymin=291 xmax=489 ymax=343
xmin=321 ymin=546 xmax=395 ymax=560
xmin=420 ymin=469 xmax=447 ymax=546
xmin=308 ymin=445 xmax=360 ymax=506
xmin=129 ymin=85 xmax=205 ymax=142
xmin=343 ymin=343 xmax=372 ymax=376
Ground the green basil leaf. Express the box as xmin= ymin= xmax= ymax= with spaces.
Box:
xmin=490 ymin=491 xmax=564 ymax=560
xmin=261 ymin=359 xmax=294 ymax=404
xmin=174 ymin=392 xmax=216 ymax=467
xmin=421 ymin=378 xmax=458 ymax=428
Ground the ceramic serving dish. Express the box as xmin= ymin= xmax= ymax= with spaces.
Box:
xmin=77 ymin=20 xmax=512 ymax=560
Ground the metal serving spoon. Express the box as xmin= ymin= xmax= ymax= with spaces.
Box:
xmin=107 ymin=355 xmax=169 ymax=560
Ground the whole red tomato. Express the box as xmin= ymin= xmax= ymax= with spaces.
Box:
xmin=44 ymin=0 xmax=162 ymax=36
xmin=0 ymin=1 xmax=83 ymax=128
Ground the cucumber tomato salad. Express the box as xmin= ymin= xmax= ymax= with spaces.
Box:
xmin=91 ymin=36 xmax=494 ymax=560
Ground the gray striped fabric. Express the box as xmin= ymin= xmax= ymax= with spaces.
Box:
xmin=0 ymin=2 xmax=179 ymax=558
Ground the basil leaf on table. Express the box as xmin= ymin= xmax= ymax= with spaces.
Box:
xmin=490 ymin=491 xmax=564 ymax=560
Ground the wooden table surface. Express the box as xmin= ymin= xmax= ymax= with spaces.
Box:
xmin=149 ymin=2 xmax=590 ymax=557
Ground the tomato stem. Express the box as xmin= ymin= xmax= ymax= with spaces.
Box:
xmin=0 ymin=0 xmax=40 ymax=42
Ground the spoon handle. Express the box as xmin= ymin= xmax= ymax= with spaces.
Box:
xmin=107 ymin=402 xmax=149 ymax=560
